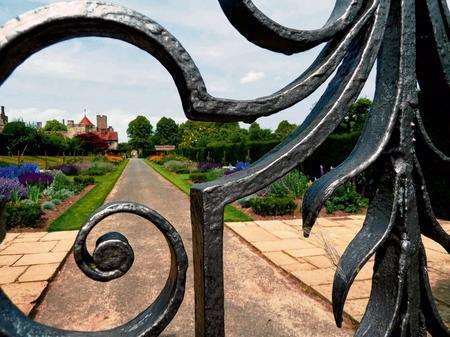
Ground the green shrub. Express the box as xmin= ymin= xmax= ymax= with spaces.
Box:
xmin=81 ymin=167 xmax=105 ymax=176
xmin=81 ymin=162 xmax=115 ymax=176
xmin=250 ymin=195 xmax=296 ymax=216
xmin=42 ymin=201 xmax=55 ymax=210
xmin=161 ymin=154 xmax=189 ymax=164
xmin=27 ymin=185 xmax=41 ymax=204
xmin=43 ymin=187 xmax=74 ymax=201
xmin=52 ymin=172 xmax=74 ymax=191
xmin=74 ymin=176 xmax=95 ymax=186
xmin=190 ymin=168 xmax=224 ymax=183
xmin=190 ymin=172 xmax=208 ymax=183
xmin=324 ymin=183 xmax=368 ymax=214
xmin=163 ymin=160 xmax=192 ymax=174
xmin=52 ymin=198 xmax=61 ymax=205
xmin=205 ymin=168 xmax=225 ymax=181
xmin=270 ymin=170 xmax=310 ymax=198
xmin=237 ymin=195 xmax=253 ymax=208
xmin=5 ymin=201 xmax=43 ymax=229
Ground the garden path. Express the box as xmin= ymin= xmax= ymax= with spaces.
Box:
xmin=34 ymin=159 xmax=354 ymax=337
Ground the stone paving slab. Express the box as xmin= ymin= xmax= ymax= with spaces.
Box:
xmin=0 ymin=231 xmax=78 ymax=315
xmin=226 ymin=217 xmax=450 ymax=323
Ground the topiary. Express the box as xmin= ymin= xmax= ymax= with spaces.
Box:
xmin=250 ymin=195 xmax=296 ymax=216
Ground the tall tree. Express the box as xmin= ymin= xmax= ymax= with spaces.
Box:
xmin=179 ymin=121 xmax=216 ymax=148
xmin=43 ymin=119 xmax=67 ymax=132
xmin=274 ymin=120 xmax=297 ymax=140
xmin=248 ymin=122 xmax=273 ymax=141
xmin=127 ymin=116 xmax=153 ymax=155
xmin=335 ymin=98 xmax=372 ymax=134
xmin=2 ymin=121 xmax=37 ymax=156
xmin=153 ymin=117 xmax=180 ymax=146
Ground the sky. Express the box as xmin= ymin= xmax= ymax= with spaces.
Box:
xmin=0 ymin=0 xmax=382 ymax=142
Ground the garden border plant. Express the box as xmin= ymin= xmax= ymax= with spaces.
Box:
xmin=48 ymin=159 xmax=128 ymax=231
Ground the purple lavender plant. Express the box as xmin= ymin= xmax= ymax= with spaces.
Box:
xmin=18 ymin=172 xmax=53 ymax=187
xmin=50 ymin=164 xmax=79 ymax=176
xmin=197 ymin=162 xmax=222 ymax=172
xmin=0 ymin=178 xmax=28 ymax=202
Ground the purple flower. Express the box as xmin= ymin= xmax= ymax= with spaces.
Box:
xmin=197 ymin=162 xmax=222 ymax=172
xmin=0 ymin=163 xmax=38 ymax=179
xmin=50 ymin=164 xmax=79 ymax=176
xmin=18 ymin=172 xmax=53 ymax=187
xmin=0 ymin=178 xmax=28 ymax=202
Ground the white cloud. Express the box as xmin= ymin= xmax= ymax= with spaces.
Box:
xmin=240 ymin=71 xmax=265 ymax=84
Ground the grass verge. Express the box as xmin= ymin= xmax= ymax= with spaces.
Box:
xmin=48 ymin=160 xmax=129 ymax=231
xmin=145 ymin=160 xmax=252 ymax=222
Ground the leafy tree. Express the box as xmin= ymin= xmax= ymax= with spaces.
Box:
xmin=248 ymin=122 xmax=273 ymax=141
xmin=335 ymin=98 xmax=372 ymax=134
xmin=153 ymin=117 xmax=180 ymax=146
xmin=2 ymin=121 xmax=38 ymax=156
xmin=127 ymin=116 xmax=154 ymax=155
xmin=66 ymin=137 xmax=82 ymax=156
xmin=179 ymin=121 xmax=216 ymax=148
xmin=43 ymin=119 xmax=67 ymax=132
xmin=118 ymin=142 xmax=132 ymax=154
xmin=76 ymin=132 xmax=109 ymax=154
xmin=274 ymin=120 xmax=297 ymax=140
xmin=42 ymin=133 xmax=68 ymax=155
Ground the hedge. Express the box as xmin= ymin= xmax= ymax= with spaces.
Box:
xmin=178 ymin=132 xmax=361 ymax=178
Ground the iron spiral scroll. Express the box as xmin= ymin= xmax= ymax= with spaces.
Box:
xmin=0 ymin=1 xmax=448 ymax=337
xmin=0 ymin=201 xmax=188 ymax=337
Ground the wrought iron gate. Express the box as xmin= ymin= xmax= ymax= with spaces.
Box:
xmin=0 ymin=1 xmax=449 ymax=337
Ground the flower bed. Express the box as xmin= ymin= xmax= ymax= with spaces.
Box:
xmin=0 ymin=158 xmax=122 ymax=230
xmin=147 ymin=154 xmax=368 ymax=221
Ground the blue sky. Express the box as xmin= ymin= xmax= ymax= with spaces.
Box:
xmin=0 ymin=0 xmax=381 ymax=142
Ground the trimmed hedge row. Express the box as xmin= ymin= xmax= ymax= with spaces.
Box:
xmin=178 ymin=140 xmax=279 ymax=165
xmin=178 ymin=132 xmax=361 ymax=178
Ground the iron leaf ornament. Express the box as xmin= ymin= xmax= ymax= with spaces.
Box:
xmin=0 ymin=1 xmax=448 ymax=337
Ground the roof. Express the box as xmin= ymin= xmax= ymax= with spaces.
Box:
xmin=79 ymin=115 xmax=94 ymax=127
xmin=96 ymin=131 xmax=118 ymax=142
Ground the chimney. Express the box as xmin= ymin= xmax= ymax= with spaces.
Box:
xmin=1 ymin=106 xmax=4 ymax=116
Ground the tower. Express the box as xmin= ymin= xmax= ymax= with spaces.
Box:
xmin=96 ymin=115 xmax=107 ymax=131
xmin=0 ymin=106 xmax=8 ymax=133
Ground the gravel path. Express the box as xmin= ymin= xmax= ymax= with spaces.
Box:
xmin=35 ymin=159 xmax=354 ymax=337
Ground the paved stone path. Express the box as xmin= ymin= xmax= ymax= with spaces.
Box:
xmin=34 ymin=159 xmax=354 ymax=336
xmin=0 ymin=231 xmax=78 ymax=315
xmin=226 ymin=218 xmax=450 ymax=323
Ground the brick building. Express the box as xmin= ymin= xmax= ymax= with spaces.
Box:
xmin=65 ymin=114 xmax=118 ymax=150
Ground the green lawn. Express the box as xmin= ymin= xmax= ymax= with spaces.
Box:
xmin=48 ymin=160 xmax=129 ymax=231
xmin=0 ymin=155 xmax=93 ymax=169
xmin=145 ymin=160 xmax=252 ymax=222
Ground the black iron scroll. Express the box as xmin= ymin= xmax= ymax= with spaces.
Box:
xmin=0 ymin=1 xmax=448 ymax=337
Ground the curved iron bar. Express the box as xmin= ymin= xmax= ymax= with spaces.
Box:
xmin=0 ymin=202 xmax=188 ymax=337
xmin=415 ymin=110 xmax=450 ymax=162
xmin=0 ymin=0 xmax=379 ymax=122
xmin=0 ymin=0 xmax=448 ymax=337
xmin=217 ymin=0 xmax=364 ymax=54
